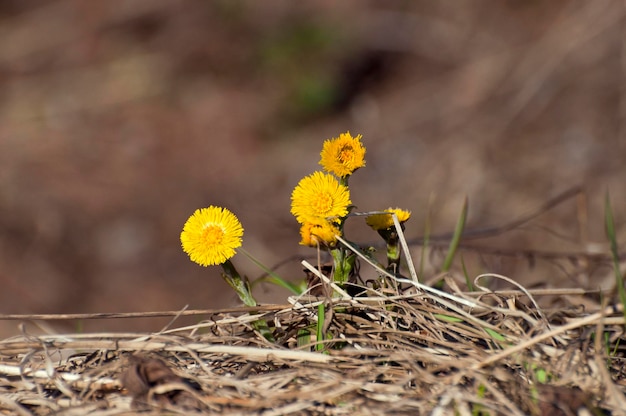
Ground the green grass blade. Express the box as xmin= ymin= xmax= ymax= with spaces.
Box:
xmin=441 ymin=197 xmax=468 ymax=272
xmin=255 ymin=275 xmax=303 ymax=296
xmin=604 ymin=191 xmax=626 ymax=327
xmin=420 ymin=194 xmax=434 ymax=280
xmin=297 ymin=328 xmax=311 ymax=349
xmin=239 ymin=247 xmax=302 ymax=295
xmin=483 ymin=327 xmax=507 ymax=342
xmin=316 ymin=303 xmax=325 ymax=352
xmin=461 ymin=255 xmax=473 ymax=291
xmin=434 ymin=313 xmax=464 ymax=323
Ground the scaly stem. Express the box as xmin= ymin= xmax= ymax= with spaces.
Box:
xmin=220 ymin=260 xmax=274 ymax=341
xmin=221 ymin=260 xmax=257 ymax=307
xmin=385 ymin=230 xmax=401 ymax=273
xmin=330 ymin=247 xmax=355 ymax=287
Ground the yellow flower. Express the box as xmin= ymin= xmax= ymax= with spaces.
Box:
xmin=180 ymin=206 xmax=244 ymax=266
xmin=366 ymin=208 xmax=411 ymax=231
xmin=299 ymin=221 xmax=340 ymax=247
xmin=319 ymin=132 xmax=366 ymax=177
xmin=291 ymin=171 xmax=351 ymax=224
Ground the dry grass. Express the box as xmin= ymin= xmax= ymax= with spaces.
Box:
xmin=1 ymin=271 xmax=625 ymax=415
xmin=2 ymin=202 xmax=624 ymax=415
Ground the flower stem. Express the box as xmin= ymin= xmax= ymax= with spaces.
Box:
xmin=220 ymin=260 xmax=274 ymax=341
xmin=330 ymin=247 xmax=355 ymax=287
xmin=221 ymin=260 xmax=257 ymax=307
xmin=385 ymin=230 xmax=401 ymax=273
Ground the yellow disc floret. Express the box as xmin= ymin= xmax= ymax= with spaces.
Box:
xmin=291 ymin=171 xmax=351 ymax=225
xmin=319 ymin=132 xmax=366 ymax=177
xmin=181 ymin=206 xmax=244 ymax=266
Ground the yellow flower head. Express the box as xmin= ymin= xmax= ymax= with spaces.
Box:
xmin=180 ymin=206 xmax=244 ymax=266
xmin=299 ymin=221 xmax=340 ymax=247
xmin=291 ymin=171 xmax=351 ymax=224
xmin=366 ymin=208 xmax=411 ymax=231
xmin=319 ymin=132 xmax=366 ymax=177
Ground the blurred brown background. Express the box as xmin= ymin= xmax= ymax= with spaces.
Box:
xmin=1 ymin=1 xmax=625 ymax=335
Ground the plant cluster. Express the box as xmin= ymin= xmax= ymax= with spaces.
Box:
xmin=1 ymin=134 xmax=625 ymax=416
xmin=179 ymin=132 xmax=412 ymax=333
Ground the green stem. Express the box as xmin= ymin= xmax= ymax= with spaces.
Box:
xmin=221 ymin=260 xmax=257 ymax=307
xmin=220 ymin=260 xmax=274 ymax=341
xmin=330 ymin=247 xmax=355 ymax=287
xmin=385 ymin=230 xmax=401 ymax=273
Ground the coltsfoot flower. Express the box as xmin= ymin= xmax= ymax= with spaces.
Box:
xmin=299 ymin=221 xmax=341 ymax=247
xmin=319 ymin=132 xmax=366 ymax=177
xmin=366 ymin=208 xmax=411 ymax=231
xmin=291 ymin=171 xmax=351 ymax=225
xmin=180 ymin=206 xmax=244 ymax=266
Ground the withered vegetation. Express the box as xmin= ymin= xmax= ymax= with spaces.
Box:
xmin=1 ymin=188 xmax=625 ymax=415
xmin=0 ymin=276 xmax=625 ymax=415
